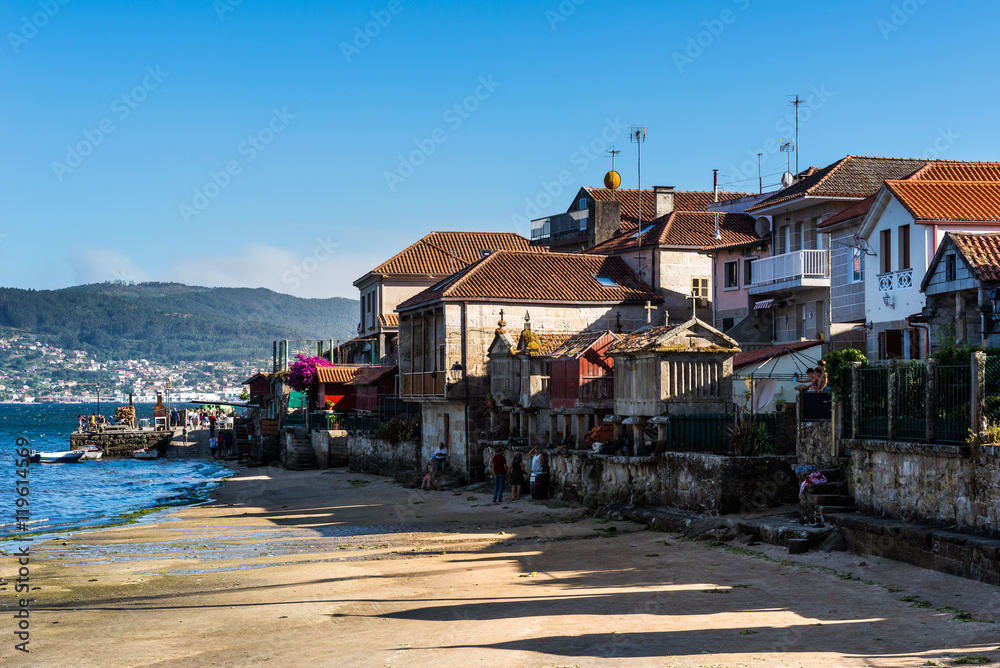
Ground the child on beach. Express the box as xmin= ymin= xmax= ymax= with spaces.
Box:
xmin=421 ymin=463 xmax=435 ymax=490
xmin=209 ymin=436 xmax=218 ymax=458
xmin=182 ymin=426 xmax=188 ymax=444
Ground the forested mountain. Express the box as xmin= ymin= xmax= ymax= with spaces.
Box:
xmin=0 ymin=283 xmax=358 ymax=363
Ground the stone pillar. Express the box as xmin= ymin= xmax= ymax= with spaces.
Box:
xmin=630 ymin=422 xmax=644 ymax=454
xmin=613 ymin=421 xmax=624 ymax=440
xmin=548 ymin=413 xmax=558 ymax=446
xmin=656 ymin=422 xmax=667 ymax=443
xmin=575 ymin=414 xmax=588 ymax=448
xmin=519 ymin=411 xmax=527 ymax=438
xmin=509 ymin=411 xmax=518 ymax=437
xmin=490 ymin=409 xmax=499 ymax=432
xmin=527 ymin=413 xmax=538 ymax=445
xmin=973 ymin=351 xmax=986 ymax=434
xmin=925 ymin=360 xmax=936 ymax=443
xmin=886 ymin=360 xmax=897 ymax=442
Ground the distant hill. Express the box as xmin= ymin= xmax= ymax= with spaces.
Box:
xmin=0 ymin=282 xmax=358 ymax=363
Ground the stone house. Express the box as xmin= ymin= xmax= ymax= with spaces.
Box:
xmin=919 ymin=231 xmax=1000 ymax=349
xmin=607 ymin=318 xmax=740 ymax=449
xmin=352 ymin=231 xmax=542 ymax=363
xmin=395 ymin=249 xmax=661 ymax=472
xmin=585 ymin=189 xmax=761 ymax=326
xmin=745 ymin=156 xmax=927 ymax=347
xmin=859 ymin=163 xmax=1000 ymax=358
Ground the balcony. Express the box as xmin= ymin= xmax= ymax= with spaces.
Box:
xmin=530 ymin=210 xmax=589 ymax=243
xmin=749 ymin=249 xmax=830 ymax=295
xmin=400 ymin=371 xmax=446 ymax=398
xmin=877 ymin=269 xmax=914 ymax=292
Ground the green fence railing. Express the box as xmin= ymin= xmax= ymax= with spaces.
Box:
xmin=893 ymin=364 xmax=926 ymax=441
xmin=936 ymin=364 xmax=971 ymax=443
xmin=856 ymin=366 xmax=890 ymax=439
xmin=664 ymin=413 xmax=776 ymax=453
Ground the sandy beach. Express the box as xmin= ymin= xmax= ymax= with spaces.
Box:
xmin=3 ymin=465 xmax=1000 ymax=667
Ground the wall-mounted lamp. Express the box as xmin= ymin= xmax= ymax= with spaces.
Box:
xmin=882 ymin=292 xmax=894 ymax=308
xmin=449 ymin=362 xmax=465 ymax=382
xmin=808 ymin=311 xmax=814 ymax=320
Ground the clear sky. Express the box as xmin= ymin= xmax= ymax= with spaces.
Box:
xmin=3 ymin=0 xmax=998 ymax=298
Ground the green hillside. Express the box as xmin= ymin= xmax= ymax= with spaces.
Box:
xmin=0 ymin=282 xmax=358 ymax=363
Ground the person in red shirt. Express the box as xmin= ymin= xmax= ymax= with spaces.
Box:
xmin=491 ymin=446 xmax=508 ymax=503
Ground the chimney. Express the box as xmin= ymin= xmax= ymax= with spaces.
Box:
xmin=654 ymin=186 xmax=675 ymax=218
xmin=593 ymin=199 xmax=622 ymax=245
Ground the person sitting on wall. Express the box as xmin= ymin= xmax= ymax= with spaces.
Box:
xmin=812 ymin=361 xmax=828 ymax=392
xmin=431 ymin=442 xmax=448 ymax=478
xmin=795 ymin=369 xmax=816 ymax=392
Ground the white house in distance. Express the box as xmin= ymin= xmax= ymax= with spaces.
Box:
xmin=858 ymin=161 xmax=1000 ymax=358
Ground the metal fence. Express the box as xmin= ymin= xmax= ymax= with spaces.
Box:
xmin=855 ymin=366 xmax=890 ymax=439
xmin=985 ymin=355 xmax=1000 ymax=427
xmin=664 ymin=413 xmax=776 ymax=453
xmin=893 ymin=364 xmax=926 ymax=441
xmin=936 ymin=364 xmax=971 ymax=443
xmin=308 ymin=396 xmax=421 ymax=433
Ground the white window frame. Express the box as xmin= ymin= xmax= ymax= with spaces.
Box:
xmin=723 ymin=261 xmax=739 ymax=290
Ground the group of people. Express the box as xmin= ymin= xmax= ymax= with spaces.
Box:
xmin=209 ymin=432 xmax=234 ymax=458
xmin=489 ymin=446 xmax=548 ymax=503
xmin=77 ymin=412 xmax=107 ymax=433
xmin=795 ymin=360 xmax=828 ymax=393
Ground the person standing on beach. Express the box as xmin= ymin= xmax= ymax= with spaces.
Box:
xmin=509 ymin=452 xmax=527 ymax=501
xmin=182 ymin=425 xmax=188 ymax=444
xmin=491 ymin=446 xmax=508 ymax=503
xmin=209 ymin=435 xmax=218 ymax=458
xmin=209 ymin=413 xmax=217 ymax=437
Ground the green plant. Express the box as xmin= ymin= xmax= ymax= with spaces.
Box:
xmin=773 ymin=397 xmax=787 ymax=412
xmin=932 ymin=326 xmax=980 ymax=365
xmin=727 ymin=417 xmax=775 ymax=456
xmin=822 ymin=348 xmax=868 ymax=401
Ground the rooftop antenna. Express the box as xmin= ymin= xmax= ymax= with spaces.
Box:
xmin=712 ymin=169 xmax=721 ymax=240
xmin=630 ymin=125 xmax=646 ymax=278
xmin=757 ymin=152 xmax=763 ymax=194
xmin=789 ymin=95 xmax=803 ymax=174
xmin=605 ymin=147 xmax=621 ymax=200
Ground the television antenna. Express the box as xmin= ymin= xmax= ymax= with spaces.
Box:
xmin=780 ymin=138 xmax=795 ymax=173
xmin=630 ymin=125 xmax=647 ymax=278
xmin=789 ymin=95 xmax=805 ymax=174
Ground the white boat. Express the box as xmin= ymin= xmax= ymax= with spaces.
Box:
xmin=132 ymin=448 xmax=158 ymax=460
xmin=78 ymin=446 xmax=103 ymax=460
xmin=38 ymin=450 xmax=86 ymax=464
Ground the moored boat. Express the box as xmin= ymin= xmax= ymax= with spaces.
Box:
xmin=132 ymin=448 xmax=158 ymax=460
xmin=38 ymin=450 xmax=86 ymax=463
xmin=78 ymin=445 xmax=103 ymax=460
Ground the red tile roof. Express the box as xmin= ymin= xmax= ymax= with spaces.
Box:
xmin=378 ymin=314 xmax=399 ymax=328
xmin=884 ymin=180 xmax=1000 ymax=223
xmin=586 ymin=211 xmax=761 ymax=254
xmin=344 ymin=365 xmax=397 ymax=386
xmin=747 ymin=156 xmax=927 ymax=212
xmin=943 ymin=232 xmax=1000 ymax=282
xmin=733 ymin=340 xmax=822 ymax=368
xmin=816 ymin=194 xmax=877 ymax=229
xmin=909 ymin=161 xmax=1000 ymax=182
xmin=365 ymin=232 xmax=542 ymax=278
xmin=315 ymin=366 xmax=365 ymax=384
xmin=585 ymin=188 xmax=750 ymax=228
xmin=395 ymin=251 xmax=662 ymax=311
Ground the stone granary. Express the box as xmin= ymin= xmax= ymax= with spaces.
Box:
xmin=607 ymin=317 xmax=740 ymax=450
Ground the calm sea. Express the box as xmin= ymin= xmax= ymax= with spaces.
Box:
xmin=0 ymin=403 xmax=233 ymax=539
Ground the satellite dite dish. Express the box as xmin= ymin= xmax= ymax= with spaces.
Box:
xmin=604 ymin=170 xmax=621 ymax=190
xmin=754 ymin=217 xmax=770 ymax=238
xmin=752 ymin=379 xmax=777 ymax=413
xmin=780 ymin=171 xmax=795 ymax=188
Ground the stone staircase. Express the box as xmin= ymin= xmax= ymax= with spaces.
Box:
xmin=284 ymin=433 xmax=318 ymax=470
xmin=801 ymin=466 xmax=855 ymax=523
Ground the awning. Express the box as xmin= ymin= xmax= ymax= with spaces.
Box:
xmin=754 ymin=299 xmax=774 ymax=310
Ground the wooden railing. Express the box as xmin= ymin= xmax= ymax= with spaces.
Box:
xmin=400 ymin=371 xmax=446 ymax=398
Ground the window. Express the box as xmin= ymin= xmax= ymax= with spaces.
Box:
xmin=744 ymin=258 xmax=754 ymax=286
xmin=945 ymin=253 xmax=957 ymax=281
xmin=851 ymin=247 xmax=864 ymax=283
xmin=880 ymin=229 xmax=892 ymax=274
xmin=692 ymin=277 xmax=709 ymax=298
xmin=791 ymin=222 xmax=803 ymax=252
xmin=722 ymin=317 xmax=734 ymax=332
xmin=594 ymin=275 xmax=620 ymax=288
xmin=578 ymin=197 xmax=588 ymax=211
xmin=724 ymin=261 xmax=738 ymax=288
xmin=899 ymin=225 xmax=910 ymax=269
xmin=480 ymin=249 xmax=494 ymax=259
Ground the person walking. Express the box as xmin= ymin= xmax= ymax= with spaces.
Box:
xmin=491 ymin=446 xmax=508 ymax=503
xmin=509 ymin=452 xmax=527 ymax=501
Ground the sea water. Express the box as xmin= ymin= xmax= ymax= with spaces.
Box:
xmin=0 ymin=403 xmax=233 ymax=539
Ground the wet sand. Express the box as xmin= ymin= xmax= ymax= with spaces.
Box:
xmin=3 ymin=466 xmax=1000 ymax=667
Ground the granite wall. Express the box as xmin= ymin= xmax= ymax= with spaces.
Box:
xmin=847 ymin=439 xmax=1000 ymax=537
xmin=347 ymin=435 xmax=422 ymax=476
xmin=70 ymin=431 xmax=173 ymax=458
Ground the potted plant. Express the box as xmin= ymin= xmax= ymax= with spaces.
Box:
xmin=485 ymin=392 xmax=495 ymax=407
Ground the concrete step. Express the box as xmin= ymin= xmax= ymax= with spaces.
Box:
xmin=808 ymin=482 xmax=847 ymax=495
xmin=819 ymin=505 xmax=855 ymax=516
xmin=811 ymin=494 xmax=852 ymax=506
xmin=816 ymin=468 xmax=845 ymax=482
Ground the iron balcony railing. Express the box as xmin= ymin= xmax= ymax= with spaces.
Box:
xmin=877 ymin=269 xmax=914 ymax=292
xmin=750 ymin=249 xmax=830 ymax=287
xmin=530 ymin=210 xmax=589 ymax=241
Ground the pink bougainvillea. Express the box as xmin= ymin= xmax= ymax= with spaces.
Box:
xmin=288 ymin=354 xmax=334 ymax=392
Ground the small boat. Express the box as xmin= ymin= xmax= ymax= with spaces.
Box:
xmin=78 ymin=446 xmax=103 ymax=460
xmin=38 ymin=450 xmax=86 ymax=464
xmin=132 ymin=448 xmax=158 ymax=460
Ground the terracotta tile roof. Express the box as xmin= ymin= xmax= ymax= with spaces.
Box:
xmin=817 ymin=194 xmax=877 ymax=229
xmin=884 ymin=180 xmax=1000 ymax=223
xmin=607 ymin=318 xmax=739 ymax=354
xmin=733 ymin=340 xmax=822 ymax=368
xmin=586 ymin=211 xmax=761 ymax=254
xmin=395 ymin=251 xmax=662 ymax=311
xmin=909 ymin=161 xmax=1000 ymax=182
xmin=944 ymin=232 xmax=1000 ymax=282
xmin=315 ymin=365 xmax=365 ymax=384
xmin=585 ymin=188 xmax=750 ymax=228
xmin=344 ymin=365 xmax=397 ymax=386
xmin=747 ymin=156 xmax=927 ymax=212
xmin=546 ymin=330 xmax=619 ymax=358
xmin=366 ymin=231 xmax=542 ymax=277
xmin=377 ymin=314 xmax=399 ymax=328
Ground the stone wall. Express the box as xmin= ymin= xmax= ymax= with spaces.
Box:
xmin=797 ymin=420 xmax=836 ymax=468
xmin=347 ymin=435 xmax=422 ymax=476
xmin=847 ymin=439 xmax=1000 ymax=537
xmin=310 ymin=429 xmax=349 ymax=468
xmin=70 ymin=430 xmax=173 ymax=458
xmin=482 ymin=444 xmax=797 ymax=514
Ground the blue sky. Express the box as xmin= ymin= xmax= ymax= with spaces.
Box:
xmin=3 ymin=0 xmax=998 ymax=298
